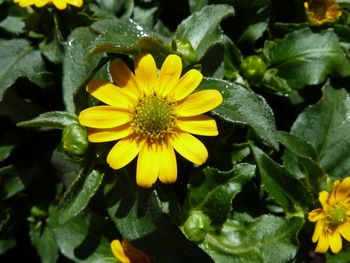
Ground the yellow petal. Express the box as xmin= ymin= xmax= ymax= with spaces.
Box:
xmin=134 ymin=53 xmax=158 ymax=95
xmin=312 ymin=220 xmax=323 ymax=243
xmin=106 ymin=135 xmax=141 ymax=170
xmin=318 ymin=191 xmax=329 ymax=208
xmin=171 ymin=69 xmax=203 ymax=101
xmin=177 ymin=115 xmax=218 ymax=136
xmin=158 ymin=142 xmax=177 ymax=184
xmin=335 ymin=177 xmax=350 ymax=203
xmin=315 ymin=232 xmax=330 ymax=253
xmin=52 ymin=0 xmax=67 ymax=9
xmin=158 ymin=54 xmax=182 ymax=97
xmin=87 ymin=124 xmax=131 ymax=143
xmin=18 ymin=0 xmax=39 ymax=6
xmin=339 ymin=222 xmax=350 ymax=241
xmin=79 ymin=106 xmax=130 ymax=128
xmin=308 ymin=208 xmax=323 ymax=222
xmin=329 ymin=230 xmax=342 ymax=254
xmin=176 ymin=89 xmax=223 ymax=117
xmin=66 ymin=0 xmax=83 ymax=7
xmin=111 ymin=240 xmax=131 ymax=263
xmin=109 ymin=59 xmax=141 ymax=98
xmin=86 ymin=79 xmax=133 ymax=108
xmin=136 ymin=142 xmax=160 ymax=188
xmin=172 ymin=131 xmax=208 ymax=165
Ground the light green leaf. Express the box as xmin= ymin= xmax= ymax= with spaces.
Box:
xmin=251 ymin=145 xmax=313 ymax=212
xmin=0 ymin=16 xmax=25 ymax=35
xmin=200 ymin=214 xmax=303 ymax=263
xmin=175 ymin=4 xmax=234 ymax=60
xmin=17 ymin=111 xmax=78 ymax=130
xmin=0 ymin=39 xmax=46 ymax=100
xmin=58 ymin=169 xmax=104 ymax=224
xmin=185 ymin=163 xmax=255 ymax=225
xmin=29 ymin=224 xmax=59 ymax=263
xmin=104 ymin=173 xmax=214 ymax=262
xmin=198 ymin=78 xmax=278 ymax=150
xmin=291 ymin=82 xmax=350 ymax=179
xmin=266 ymin=28 xmax=350 ymax=89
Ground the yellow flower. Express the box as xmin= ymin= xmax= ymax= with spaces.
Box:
xmin=111 ymin=239 xmax=153 ymax=263
xmin=304 ymin=0 xmax=341 ymax=26
xmin=308 ymin=177 xmax=350 ymax=253
xmin=13 ymin=0 xmax=83 ymax=10
xmin=78 ymin=53 xmax=222 ymax=188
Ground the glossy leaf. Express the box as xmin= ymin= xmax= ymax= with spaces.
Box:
xmin=266 ymin=28 xmax=350 ymax=89
xmin=175 ymin=4 xmax=234 ymax=60
xmin=58 ymin=169 xmax=104 ymax=224
xmin=198 ymin=78 xmax=278 ymax=150
xmin=17 ymin=111 xmax=78 ymax=130
xmin=0 ymin=39 xmax=46 ymax=100
xmin=104 ymin=173 xmax=215 ymax=263
xmin=185 ymin=163 xmax=255 ymax=225
xmin=200 ymin=214 xmax=303 ymax=263
xmin=290 ymin=82 xmax=350 ymax=179
xmin=251 ymin=145 xmax=313 ymax=212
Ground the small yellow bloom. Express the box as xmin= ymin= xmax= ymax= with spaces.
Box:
xmin=308 ymin=177 xmax=350 ymax=254
xmin=304 ymin=0 xmax=341 ymax=26
xmin=78 ymin=53 xmax=222 ymax=188
xmin=111 ymin=239 xmax=153 ymax=263
xmin=13 ymin=0 xmax=83 ymax=10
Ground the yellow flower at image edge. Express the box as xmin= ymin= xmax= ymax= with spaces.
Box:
xmin=78 ymin=53 xmax=222 ymax=188
xmin=14 ymin=0 xmax=82 ymax=10
xmin=111 ymin=239 xmax=152 ymax=263
xmin=304 ymin=0 xmax=341 ymax=26
xmin=308 ymin=177 xmax=350 ymax=253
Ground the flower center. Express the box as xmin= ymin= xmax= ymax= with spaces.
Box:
xmin=327 ymin=203 xmax=347 ymax=226
xmin=309 ymin=2 xmax=327 ymax=20
xmin=132 ymin=95 xmax=175 ymax=140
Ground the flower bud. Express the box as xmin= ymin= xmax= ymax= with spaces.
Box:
xmin=183 ymin=211 xmax=210 ymax=243
xmin=170 ymin=39 xmax=198 ymax=65
xmin=62 ymin=123 xmax=88 ymax=158
xmin=240 ymin=55 xmax=267 ymax=83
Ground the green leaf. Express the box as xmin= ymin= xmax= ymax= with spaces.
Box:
xmin=0 ymin=16 xmax=25 ymax=35
xmin=50 ymin=208 xmax=117 ymax=263
xmin=326 ymin=249 xmax=350 ymax=263
xmin=198 ymin=78 xmax=279 ymax=150
xmin=175 ymin=4 xmax=234 ymax=60
xmin=0 ymin=237 xmax=16 ymax=255
xmin=200 ymin=214 xmax=303 ymax=263
xmin=290 ymin=82 xmax=350 ymax=179
xmin=29 ymin=224 xmax=59 ymax=263
xmin=250 ymin=145 xmax=313 ymax=212
xmin=39 ymin=36 xmax=64 ymax=64
xmin=86 ymin=18 xmax=172 ymax=61
xmin=62 ymin=27 xmax=108 ymax=114
xmin=266 ymin=28 xmax=350 ymax=89
xmin=58 ymin=169 xmax=104 ymax=224
xmin=0 ymin=39 xmax=46 ymax=100
xmin=185 ymin=163 xmax=255 ymax=225
xmin=104 ymin=173 xmax=214 ymax=262
xmin=17 ymin=111 xmax=78 ymax=130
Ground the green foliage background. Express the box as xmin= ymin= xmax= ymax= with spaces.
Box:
xmin=1 ymin=0 xmax=350 ymax=262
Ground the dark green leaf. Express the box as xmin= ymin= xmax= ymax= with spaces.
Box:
xmin=0 ymin=165 xmax=26 ymax=200
xmin=0 ymin=16 xmax=25 ymax=34
xmin=200 ymin=214 xmax=303 ymax=263
xmin=266 ymin=28 xmax=350 ymax=89
xmin=326 ymin=250 xmax=350 ymax=263
xmin=0 ymin=237 xmax=16 ymax=255
xmin=104 ymin=173 xmax=214 ymax=263
xmin=185 ymin=163 xmax=255 ymax=224
xmin=50 ymin=208 xmax=117 ymax=263
xmin=58 ymin=169 xmax=104 ymax=224
xmin=251 ymin=145 xmax=313 ymax=212
xmin=17 ymin=111 xmax=78 ymax=130
xmin=291 ymin=82 xmax=350 ymax=179
xmin=29 ymin=224 xmax=59 ymax=263
xmin=39 ymin=36 xmax=64 ymax=64
xmin=198 ymin=78 xmax=278 ymax=150
xmin=0 ymin=39 xmax=46 ymax=100
xmin=175 ymin=4 xmax=234 ymax=60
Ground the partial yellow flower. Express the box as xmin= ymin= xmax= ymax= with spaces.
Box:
xmin=111 ymin=239 xmax=153 ymax=263
xmin=304 ymin=0 xmax=341 ymax=26
xmin=78 ymin=53 xmax=222 ymax=188
xmin=308 ymin=177 xmax=350 ymax=254
xmin=13 ymin=0 xmax=83 ymax=10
